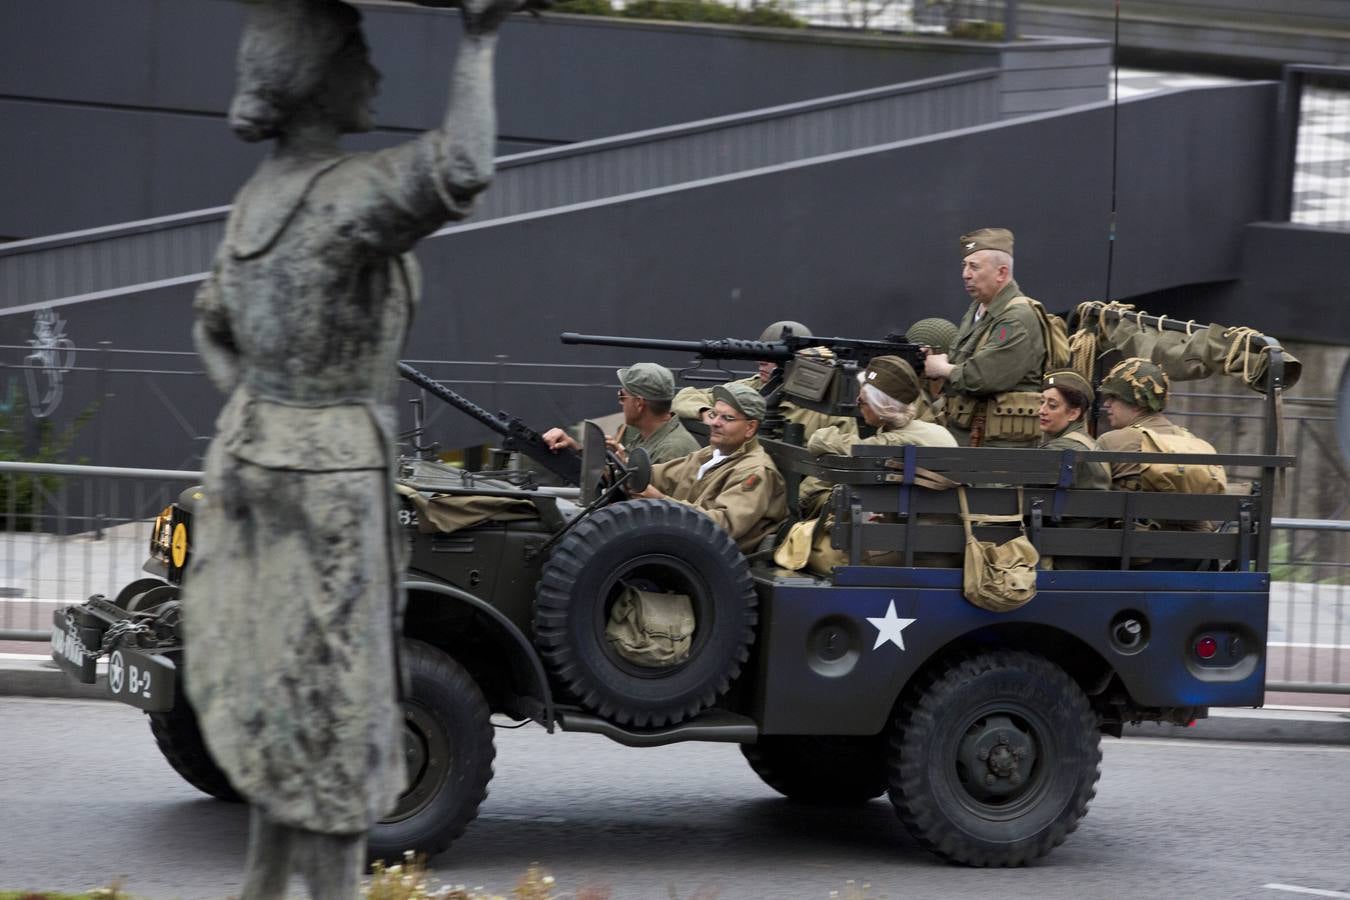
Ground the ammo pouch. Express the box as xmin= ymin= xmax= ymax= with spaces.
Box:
xmin=947 ymin=393 xmax=980 ymax=430
xmin=958 ymin=487 xmax=1039 ymax=612
xmin=604 ymin=586 xmax=695 ymax=667
xmin=983 ymin=391 xmax=1042 ymax=443
xmin=773 ymin=515 xmax=849 ymax=575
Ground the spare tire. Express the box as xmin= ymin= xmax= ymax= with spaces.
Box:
xmin=535 ymin=499 xmax=757 ymax=727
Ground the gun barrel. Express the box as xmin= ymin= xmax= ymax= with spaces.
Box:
xmin=398 ymin=361 xmax=582 ymax=485
xmin=560 ymin=332 xmax=792 ymax=360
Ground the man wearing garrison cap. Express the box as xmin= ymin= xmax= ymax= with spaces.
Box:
xmin=631 ymin=381 xmax=787 ymax=552
xmin=922 ymin=228 xmax=1049 ymax=447
xmin=543 ymin=362 xmax=698 ymax=465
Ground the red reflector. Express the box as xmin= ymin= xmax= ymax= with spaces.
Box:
xmin=1195 ymin=635 xmax=1218 ymax=659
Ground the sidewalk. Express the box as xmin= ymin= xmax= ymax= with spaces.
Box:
xmin=3 ymin=655 xmax=1347 ymax=745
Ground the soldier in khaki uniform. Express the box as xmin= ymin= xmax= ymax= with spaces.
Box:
xmin=1096 ymin=358 xmax=1220 ymax=536
xmin=1037 ymin=369 xmax=1110 ymax=491
xmin=800 ymin=356 xmax=956 ymax=514
xmin=785 ymin=357 xmax=957 ymax=572
xmin=543 ymin=362 xmax=698 ymax=465
xmin=923 ymin=228 xmax=1047 ymax=447
xmin=1037 ymin=370 xmax=1111 ymax=569
xmin=672 ymin=320 xmax=856 ymax=442
xmin=905 ymin=317 xmax=958 ymax=426
xmin=632 ymin=382 xmax=788 ymax=553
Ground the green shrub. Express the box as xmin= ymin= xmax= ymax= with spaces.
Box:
xmin=0 ymin=395 xmax=97 ymax=531
xmin=552 ymin=0 xmax=617 ymax=16
xmin=557 ymin=0 xmax=805 ymax=28
xmin=948 ymin=18 xmax=1004 ymax=40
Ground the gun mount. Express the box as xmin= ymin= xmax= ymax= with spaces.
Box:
xmin=560 ymin=331 xmax=926 ymax=421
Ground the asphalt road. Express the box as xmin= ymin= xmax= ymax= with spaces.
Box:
xmin=3 ymin=698 xmax=1349 ymax=900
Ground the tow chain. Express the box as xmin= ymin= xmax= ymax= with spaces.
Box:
xmin=98 ymin=615 xmax=158 ymax=654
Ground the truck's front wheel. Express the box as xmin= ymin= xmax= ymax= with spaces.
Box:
xmin=887 ymin=650 xmax=1101 ymax=867
xmin=147 ymin=699 xmax=242 ymax=803
xmin=367 ymin=640 xmax=495 ymax=863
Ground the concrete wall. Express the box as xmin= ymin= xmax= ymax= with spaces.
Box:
xmin=0 ymin=0 xmax=1108 ymax=238
xmin=0 ymin=83 xmax=1282 ymax=470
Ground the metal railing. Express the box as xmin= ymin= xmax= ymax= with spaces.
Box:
xmin=1273 ymin=64 xmax=1350 ymax=230
xmin=2 ymin=461 xmax=1346 ymax=696
xmin=719 ymin=0 xmax=1017 ymax=37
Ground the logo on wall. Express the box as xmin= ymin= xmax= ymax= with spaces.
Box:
xmin=25 ymin=308 xmax=76 ymax=419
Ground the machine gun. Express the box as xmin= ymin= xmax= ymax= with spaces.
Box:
xmin=397 ymin=361 xmax=581 ymax=486
xmin=559 ymin=331 xmax=926 ymax=421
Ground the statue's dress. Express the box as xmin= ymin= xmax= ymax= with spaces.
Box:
xmin=184 ymin=135 xmax=474 ymax=833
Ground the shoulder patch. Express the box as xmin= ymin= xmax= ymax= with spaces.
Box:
xmin=742 ymin=474 xmax=761 ymax=491
xmin=998 ymin=326 xmax=1007 ymax=342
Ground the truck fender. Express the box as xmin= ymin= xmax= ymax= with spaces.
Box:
xmin=402 ymin=579 xmax=556 ymax=731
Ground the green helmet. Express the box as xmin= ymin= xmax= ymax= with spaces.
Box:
xmin=1100 ymin=358 xmax=1169 ymax=412
xmin=905 ymin=317 xmax=958 ymax=356
xmin=759 ymin=321 xmax=812 ymax=343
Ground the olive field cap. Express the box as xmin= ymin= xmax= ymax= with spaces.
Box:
xmin=860 ymin=355 xmax=922 ymax=404
xmin=617 ymin=362 xmax=676 ymax=401
xmin=713 ymin=382 xmax=767 ymax=421
xmin=960 ymin=227 xmax=1015 ymax=258
xmin=905 ymin=317 xmax=959 ymax=355
xmin=1042 ymin=369 xmax=1094 ymax=404
xmin=759 ymin=320 xmax=813 ymax=343
xmin=1100 ymin=358 xmax=1169 ymax=412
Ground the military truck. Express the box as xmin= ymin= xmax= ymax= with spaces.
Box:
xmin=50 ymin=316 xmax=1293 ymax=867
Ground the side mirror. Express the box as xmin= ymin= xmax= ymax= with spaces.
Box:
xmin=626 ymin=447 xmax=651 ymax=494
xmin=579 ymin=420 xmax=607 ymax=502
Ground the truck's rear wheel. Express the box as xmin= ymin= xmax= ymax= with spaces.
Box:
xmin=147 ymin=700 xmax=242 ymax=803
xmin=887 ymin=650 xmax=1101 ymax=866
xmin=367 ymin=640 xmax=495 ymax=863
xmin=741 ymin=735 xmax=888 ymax=804
xmin=535 ymin=499 xmax=757 ymax=728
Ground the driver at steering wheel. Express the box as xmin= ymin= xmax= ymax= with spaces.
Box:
xmin=628 ymin=382 xmax=787 ymax=553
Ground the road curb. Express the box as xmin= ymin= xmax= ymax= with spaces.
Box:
xmin=3 ymin=658 xmax=1348 ymax=744
xmin=1123 ymin=706 xmax=1350 ymax=745
xmin=0 ymin=658 xmax=108 ymax=702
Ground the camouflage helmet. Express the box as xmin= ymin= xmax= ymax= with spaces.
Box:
xmin=905 ymin=317 xmax=959 ymax=356
xmin=759 ymin=320 xmax=812 ymax=343
xmin=1100 ymin=358 xmax=1169 ymax=412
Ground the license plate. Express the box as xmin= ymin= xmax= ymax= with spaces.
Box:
xmin=106 ymin=647 xmax=176 ymax=712
xmin=50 ymin=610 xmax=97 ymax=684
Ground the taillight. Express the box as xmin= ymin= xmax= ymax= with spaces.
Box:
xmin=1194 ymin=634 xmax=1218 ymax=660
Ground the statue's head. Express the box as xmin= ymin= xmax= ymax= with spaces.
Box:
xmin=229 ymin=0 xmax=376 ymax=142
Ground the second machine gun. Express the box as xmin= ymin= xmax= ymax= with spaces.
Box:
xmin=560 ymin=331 xmax=926 ymax=440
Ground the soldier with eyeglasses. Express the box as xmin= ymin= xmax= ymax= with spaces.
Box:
xmin=629 ymin=382 xmax=787 ymax=553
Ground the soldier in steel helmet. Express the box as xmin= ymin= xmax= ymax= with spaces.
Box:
xmin=632 ymin=382 xmax=787 ymax=552
xmin=905 ymin=317 xmax=958 ymax=426
xmin=542 ymin=362 xmax=698 ymax=465
xmin=672 ymin=320 xmax=856 ymax=441
xmin=1097 ymin=357 xmax=1221 ymax=538
xmin=922 ymin=228 xmax=1048 ymax=447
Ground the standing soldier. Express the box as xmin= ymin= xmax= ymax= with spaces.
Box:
xmin=923 ymin=228 xmax=1047 ymax=447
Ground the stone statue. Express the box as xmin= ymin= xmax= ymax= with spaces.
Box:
xmin=182 ymin=0 xmax=521 ymax=896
